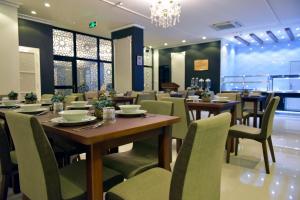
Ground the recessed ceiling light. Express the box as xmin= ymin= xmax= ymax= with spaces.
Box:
xmin=297 ymin=33 xmax=300 ymax=37
xmin=260 ymin=33 xmax=264 ymax=37
xmin=281 ymin=36 xmax=285 ymax=39
xmin=31 ymin=10 xmax=37 ymax=15
xmin=266 ymin=38 xmax=270 ymax=41
xmin=277 ymin=30 xmax=281 ymax=34
xmin=225 ymin=43 xmax=229 ymax=46
xmin=149 ymin=46 xmax=152 ymax=48
xmin=202 ymin=36 xmax=207 ymax=40
xmin=44 ymin=2 xmax=50 ymax=7
xmin=296 ymin=27 xmax=300 ymax=31
xmin=164 ymin=43 xmax=168 ymax=46
xmin=182 ymin=40 xmax=186 ymax=43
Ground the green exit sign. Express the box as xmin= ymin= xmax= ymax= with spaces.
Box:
xmin=89 ymin=21 xmax=97 ymax=28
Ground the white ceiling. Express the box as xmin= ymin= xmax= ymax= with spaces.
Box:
xmin=10 ymin=0 xmax=300 ymax=48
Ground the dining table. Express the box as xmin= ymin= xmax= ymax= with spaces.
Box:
xmin=112 ymin=96 xmax=135 ymax=105
xmin=0 ymin=108 xmax=180 ymax=200
xmin=241 ymin=95 xmax=266 ymax=128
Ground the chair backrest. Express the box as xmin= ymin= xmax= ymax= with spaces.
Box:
xmin=156 ymin=93 xmax=170 ymax=101
xmin=217 ymin=93 xmax=242 ymax=119
xmin=135 ymin=93 xmax=156 ymax=104
xmin=263 ymin=93 xmax=274 ymax=110
xmin=41 ymin=94 xmax=54 ymax=100
xmin=64 ymin=95 xmax=79 ymax=106
xmin=71 ymin=93 xmax=85 ymax=101
xmin=5 ymin=112 xmax=61 ymax=200
xmin=84 ymin=91 xmax=98 ymax=100
xmin=0 ymin=119 xmax=13 ymax=175
xmin=161 ymin=97 xmax=190 ymax=139
xmin=260 ymin=97 xmax=280 ymax=139
xmin=170 ymin=113 xmax=231 ymax=200
xmin=133 ymin=100 xmax=173 ymax=150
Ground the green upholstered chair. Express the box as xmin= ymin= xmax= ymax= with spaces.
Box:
xmin=71 ymin=93 xmax=85 ymax=101
xmin=226 ymin=97 xmax=280 ymax=174
xmin=156 ymin=93 xmax=170 ymax=101
xmin=106 ymin=113 xmax=231 ymax=200
xmin=0 ymin=119 xmax=20 ymax=199
xmin=135 ymin=93 xmax=156 ymax=104
xmin=41 ymin=94 xmax=54 ymax=100
xmin=5 ymin=112 xmax=123 ymax=200
xmin=64 ymin=95 xmax=78 ymax=107
xmin=103 ymin=100 xmax=173 ymax=179
xmin=161 ymin=97 xmax=190 ymax=152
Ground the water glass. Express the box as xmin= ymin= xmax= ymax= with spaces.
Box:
xmin=103 ymin=107 xmax=116 ymax=123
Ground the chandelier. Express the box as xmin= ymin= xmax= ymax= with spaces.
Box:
xmin=150 ymin=0 xmax=181 ymax=28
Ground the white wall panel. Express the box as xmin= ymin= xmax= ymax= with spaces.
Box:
xmin=171 ymin=52 xmax=186 ymax=90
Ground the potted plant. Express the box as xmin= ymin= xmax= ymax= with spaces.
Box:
xmin=93 ymin=96 xmax=113 ymax=119
xmin=24 ymin=92 xmax=37 ymax=104
xmin=201 ymin=90 xmax=212 ymax=102
xmin=51 ymin=94 xmax=65 ymax=113
xmin=243 ymin=89 xmax=249 ymax=97
xmin=8 ymin=91 xmax=18 ymax=100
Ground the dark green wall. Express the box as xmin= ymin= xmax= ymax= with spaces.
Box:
xmin=159 ymin=41 xmax=221 ymax=92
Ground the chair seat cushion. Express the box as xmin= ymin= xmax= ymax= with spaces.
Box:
xmin=229 ymin=125 xmax=262 ymax=140
xmin=106 ymin=168 xmax=171 ymax=200
xmin=60 ymin=160 xmax=124 ymax=200
xmin=103 ymin=150 xmax=158 ymax=179
xmin=10 ymin=151 xmax=18 ymax=165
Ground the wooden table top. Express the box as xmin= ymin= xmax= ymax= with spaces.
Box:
xmin=12 ymin=111 xmax=179 ymax=145
xmin=112 ymin=96 xmax=135 ymax=101
xmin=187 ymin=101 xmax=240 ymax=110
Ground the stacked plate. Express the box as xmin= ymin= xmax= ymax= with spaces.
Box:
xmin=116 ymin=105 xmax=147 ymax=117
xmin=51 ymin=110 xmax=96 ymax=126
xmin=66 ymin=101 xmax=92 ymax=110
xmin=15 ymin=104 xmax=48 ymax=114
xmin=0 ymin=99 xmax=19 ymax=108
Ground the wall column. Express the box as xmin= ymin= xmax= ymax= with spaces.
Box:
xmin=0 ymin=1 xmax=20 ymax=95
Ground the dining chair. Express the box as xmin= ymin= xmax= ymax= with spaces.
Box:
xmin=84 ymin=91 xmax=98 ymax=101
xmin=64 ymin=95 xmax=78 ymax=106
xmin=71 ymin=93 xmax=85 ymax=101
xmin=5 ymin=112 xmax=124 ymax=199
xmin=245 ymin=93 xmax=274 ymax=127
xmin=0 ymin=119 xmax=20 ymax=199
xmin=135 ymin=93 xmax=156 ymax=104
xmin=106 ymin=113 xmax=231 ymax=200
xmin=103 ymin=100 xmax=173 ymax=179
xmin=41 ymin=94 xmax=54 ymax=100
xmin=226 ymin=97 xmax=280 ymax=174
xmin=161 ymin=97 xmax=190 ymax=152
xmin=156 ymin=93 xmax=170 ymax=101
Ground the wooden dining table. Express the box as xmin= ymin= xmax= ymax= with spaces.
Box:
xmin=0 ymin=109 xmax=179 ymax=200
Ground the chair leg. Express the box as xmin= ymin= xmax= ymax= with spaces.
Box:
xmin=235 ymin=138 xmax=239 ymax=156
xmin=176 ymin=139 xmax=183 ymax=153
xmin=259 ymin=116 xmax=262 ymax=128
xmin=22 ymin=194 xmax=30 ymax=200
xmin=12 ymin=172 xmax=20 ymax=194
xmin=247 ymin=117 xmax=250 ymax=126
xmin=0 ymin=174 xmax=9 ymax=200
xmin=267 ymin=136 xmax=276 ymax=162
xmin=226 ymin=137 xmax=232 ymax=163
xmin=262 ymin=141 xmax=270 ymax=174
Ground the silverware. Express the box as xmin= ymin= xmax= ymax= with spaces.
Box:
xmin=72 ymin=121 xmax=104 ymax=132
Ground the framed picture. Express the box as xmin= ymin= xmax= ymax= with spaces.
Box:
xmin=137 ymin=55 xmax=143 ymax=66
xmin=194 ymin=59 xmax=208 ymax=71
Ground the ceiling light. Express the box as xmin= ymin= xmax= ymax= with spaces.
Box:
xmin=281 ymin=36 xmax=285 ymax=39
xmin=149 ymin=46 xmax=152 ymax=49
xmin=164 ymin=43 xmax=168 ymax=46
xmin=277 ymin=30 xmax=281 ymax=34
xmin=296 ymin=27 xmax=300 ymax=31
xmin=297 ymin=33 xmax=300 ymax=37
xmin=150 ymin=0 xmax=181 ymax=28
xmin=31 ymin=10 xmax=37 ymax=15
xmin=234 ymin=36 xmax=250 ymax=46
xmin=44 ymin=2 xmax=50 ymax=7
xmin=266 ymin=38 xmax=270 ymax=41
xmin=225 ymin=43 xmax=229 ymax=46
xmin=115 ymin=2 xmax=123 ymax=6
xmin=182 ymin=40 xmax=186 ymax=43
xmin=202 ymin=36 xmax=207 ymax=40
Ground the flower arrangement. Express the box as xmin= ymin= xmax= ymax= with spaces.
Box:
xmin=24 ymin=92 xmax=37 ymax=104
xmin=51 ymin=94 xmax=65 ymax=103
xmin=8 ymin=91 xmax=18 ymax=100
xmin=242 ymin=89 xmax=249 ymax=96
xmin=93 ymin=95 xmax=113 ymax=119
xmin=201 ymin=90 xmax=212 ymax=102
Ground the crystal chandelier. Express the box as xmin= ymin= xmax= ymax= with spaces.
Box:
xmin=150 ymin=0 xmax=181 ymax=28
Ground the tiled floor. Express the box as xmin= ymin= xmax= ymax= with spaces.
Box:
xmin=7 ymin=113 xmax=300 ymax=200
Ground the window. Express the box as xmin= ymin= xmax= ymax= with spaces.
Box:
xmin=53 ymin=28 xmax=113 ymax=93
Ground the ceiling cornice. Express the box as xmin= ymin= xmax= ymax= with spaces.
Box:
xmin=0 ymin=0 xmax=21 ymax=8
xmin=18 ymin=14 xmax=54 ymax=26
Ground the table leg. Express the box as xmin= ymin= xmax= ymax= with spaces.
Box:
xmin=87 ymin=144 xmax=103 ymax=200
xmin=158 ymin=126 xmax=172 ymax=171
xmin=229 ymin=106 xmax=237 ymax=152
xmin=196 ymin=110 xmax=201 ymax=120
xmin=253 ymin=101 xmax=258 ymax=128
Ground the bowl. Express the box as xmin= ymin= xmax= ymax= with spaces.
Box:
xmin=40 ymin=99 xmax=52 ymax=105
xmin=59 ymin=110 xmax=89 ymax=121
xmin=71 ymin=101 xmax=88 ymax=107
xmin=20 ymin=104 xmax=41 ymax=111
xmin=188 ymin=95 xmax=199 ymax=100
xmin=2 ymin=100 xmax=18 ymax=106
xmin=119 ymin=105 xmax=141 ymax=113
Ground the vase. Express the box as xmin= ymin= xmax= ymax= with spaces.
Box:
xmin=202 ymin=97 xmax=211 ymax=102
xmin=95 ymin=108 xmax=103 ymax=119
xmin=53 ymin=102 xmax=63 ymax=114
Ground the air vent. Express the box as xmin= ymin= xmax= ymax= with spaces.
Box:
xmin=211 ymin=21 xmax=242 ymax=31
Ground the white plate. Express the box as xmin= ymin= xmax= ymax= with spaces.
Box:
xmin=15 ymin=108 xmax=48 ymax=113
xmin=51 ymin=116 xmax=97 ymax=125
xmin=116 ymin=110 xmax=147 ymax=115
xmin=66 ymin=105 xmax=92 ymax=109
